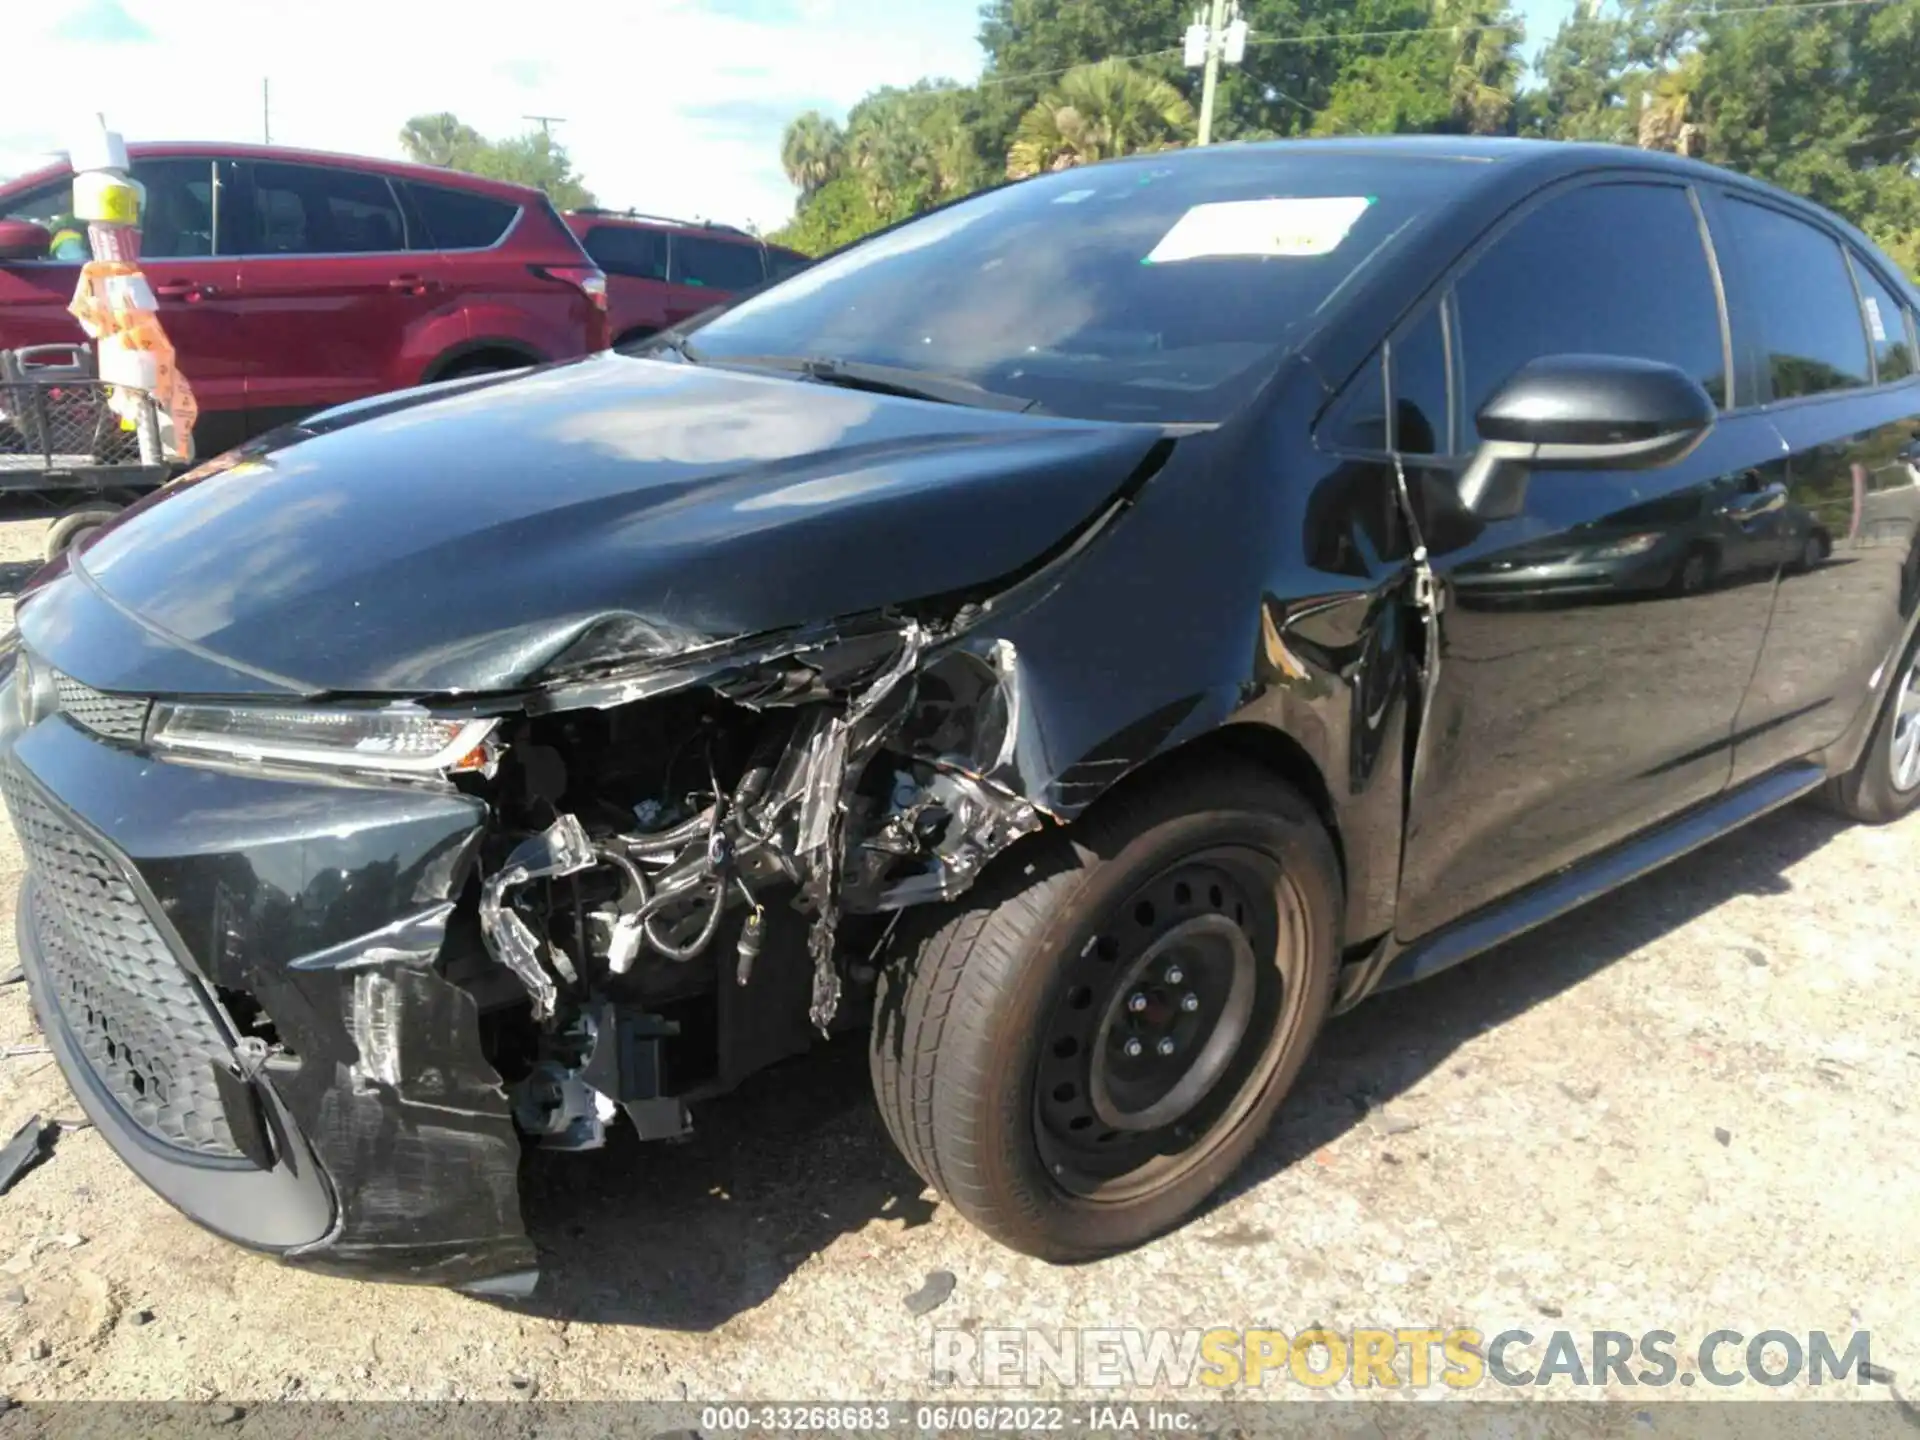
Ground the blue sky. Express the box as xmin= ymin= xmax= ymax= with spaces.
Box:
xmin=6 ymin=0 xmax=1574 ymax=230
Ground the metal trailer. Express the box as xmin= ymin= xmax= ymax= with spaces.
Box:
xmin=0 ymin=344 xmax=177 ymax=562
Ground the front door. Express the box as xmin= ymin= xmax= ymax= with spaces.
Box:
xmin=231 ymin=159 xmax=447 ymax=431
xmin=1393 ymin=178 xmax=1781 ymax=942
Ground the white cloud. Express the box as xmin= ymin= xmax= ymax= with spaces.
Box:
xmin=2 ymin=0 xmax=984 ymax=231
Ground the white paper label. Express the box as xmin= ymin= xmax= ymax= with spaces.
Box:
xmin=1144 ymin=195 xmax=1373 ymax=264
xmin=1052 ymin=188 xmax=1097 ymax=205
xmin=1866 ymin=295 xmax=1888 ymax=343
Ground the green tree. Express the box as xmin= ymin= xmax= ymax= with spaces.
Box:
xmin=766 ymin=174 xmax=882 ymax=256
xmin=1005 ymin=59 xmax=1195 ymax=176
xmin=399 ymin=112 xmax=482 ymax=167
xmin=781 ymin=111 xmax=846 ymax=195
xmin=1315 ymin=0 xmax=1522 ymax=136
xmin=397 ymin=113 xmax=596 ymax=210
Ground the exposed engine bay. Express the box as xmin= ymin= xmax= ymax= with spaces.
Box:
xmin=465 ymin=623 xmax=1045 ymax=1152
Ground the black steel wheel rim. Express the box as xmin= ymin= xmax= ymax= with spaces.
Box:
xmin=1032 ymin=844 xmax=1305 ymax=1202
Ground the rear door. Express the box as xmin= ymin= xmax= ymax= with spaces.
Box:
xmin=1391 ymin=178 xmax=1784 ymax=942
xmin=0 ymin=159 xmax=248 ymax=455
xmin=1711 ymin=195 xmax=1920 ymax=783
xmin=667 ymin=231 xmax=768 ymax=315
xmin=232 ymin=159 xmax=449 ymax=430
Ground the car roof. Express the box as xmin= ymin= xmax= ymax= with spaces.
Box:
xmin=565 ymin=209 xmax=759 ymax=239
xmin=1 ymin=142 xmax=546 ymax=204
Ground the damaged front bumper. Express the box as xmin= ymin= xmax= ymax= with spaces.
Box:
xmin=0 ymin=698 xmax=537 ymax=1292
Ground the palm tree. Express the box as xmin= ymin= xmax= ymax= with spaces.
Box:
xmin=847 ymin=97 xmax=931 ymax=218
xmin=1006 ymin=60 xmax=1195 ymax=178
xmin=780 ymin=112 xmax=845 ymax=196
xmin=1436 ymin=0 xmax=1523 ymax=135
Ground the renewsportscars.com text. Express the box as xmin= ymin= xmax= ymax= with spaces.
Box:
xmin=932 ymin=1327 xmax=1875 ymax=1390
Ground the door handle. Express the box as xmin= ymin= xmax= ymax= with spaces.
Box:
xmin=154 ymin=280 xmax=216 ymax=302
xmin=386 ymin=275 xmax=439 ymax=295
xmin=1722 ymin=482 xmax=1788 ymax=521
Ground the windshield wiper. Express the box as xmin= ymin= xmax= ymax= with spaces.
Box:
xmin=709 ymin=354 xmax=1041 ymax=413
xmin=629 ymin=329 xmax=704 ymax=363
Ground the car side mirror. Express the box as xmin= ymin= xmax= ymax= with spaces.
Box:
xmin=0 ymin=219 xmax=52 ymax=262
xmin=1457 ymin=355 xmax=1717 ymax=520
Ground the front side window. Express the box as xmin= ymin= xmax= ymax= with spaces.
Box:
xmin=1848 ymin=252 xmax=1915 ymax=383
xmin=1720 ymin=198 xmax=1871 ymax=399
xmin=0 ymin=177 xmax=90 ymax=260
xmin=687 ymin=150 xmax=1470 ymax=423
xmin=247 ymin=163 xmax=405 ymax=254
xmin=672 ymin=234 xmax=767 ymax=291
xmin=134 ymin=159 xmax=221 ymax=259
xmin=5 ymin=161 xmax=223 ymax=261
xmin=1455 ymin=182 xmax=1727 ymax=442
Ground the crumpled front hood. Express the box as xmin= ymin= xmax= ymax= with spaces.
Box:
xmin=39 ymin=354 xmax=1171 ymax=695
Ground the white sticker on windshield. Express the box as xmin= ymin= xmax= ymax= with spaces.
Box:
xmin=1866 ymin=295 xmax=1888 ymax=343
xmin=1144 ymin=195 xmax=1373 ymax=264
xmin=1053 ymin=188 xmax=1097 ymax=204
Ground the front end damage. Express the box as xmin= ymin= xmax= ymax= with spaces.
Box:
xmin=469 ymin=612 xmax=1046 ymax=1162
xmin=1 ymin=608 xmax=1050 ymax=1292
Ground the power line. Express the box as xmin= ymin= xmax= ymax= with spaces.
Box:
xmin=1239 ymin=0 xmax=1896 ymax=51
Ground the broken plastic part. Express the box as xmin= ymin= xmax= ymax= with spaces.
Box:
xmin=478 ymin=814 xmax=596 ymax=1018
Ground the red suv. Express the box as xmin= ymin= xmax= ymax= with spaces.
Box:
xmin=563 ymin=209 xmax=809 ymax=347
xmin=0 ymin=143 xmax=610 ymax=456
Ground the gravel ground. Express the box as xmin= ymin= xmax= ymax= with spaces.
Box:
xmin=0 ymin=511 xmax=1913 ymax=1412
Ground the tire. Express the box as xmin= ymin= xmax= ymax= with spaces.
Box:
xmin=1793 ymin=533 xmax=1824 ymax=574
xmin=1671 ymin=545 xmax=1716 ymax=596
xmin=1822 ymin=626 xmax=1920 ymax=824
xmin=869 ymin=758 xmax=1341 ymax=1261
xmin=435 ymin=355 xmax=530 ymax=382
xmin=44 ymin=505 xmax=122 ymax=562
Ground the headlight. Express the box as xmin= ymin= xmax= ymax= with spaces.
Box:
xmin=147 ymin=701 xmax=498 ymax=775
xmin=1586 ymin=532 xmax=1664 ymax=560
xmin=14 ymin=650 xmax=60 ymax=729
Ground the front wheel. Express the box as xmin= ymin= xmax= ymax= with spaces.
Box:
xmin=869 ymin=759 xmax=1340 ymax=1260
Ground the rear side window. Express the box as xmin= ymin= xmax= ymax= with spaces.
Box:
xmin=1720 ymin=198 xmax=1871 ymax=399
xmin=1455 ymin=182 xmax=1727 ymax=440
xmin=248 ymin=163 xmax=405 ymax=254
xmin=582 ymin=224 xmax=666 ymax=280
xmin=1847 ymin=253 xmax=1915 ymax=383
xmin=405 ymin=182 xmax=518 ymax=251
xmin=672 ymin=234 xmax=765 ymax=291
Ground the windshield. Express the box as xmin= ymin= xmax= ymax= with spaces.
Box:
xmin=688 ymin=147 xmax=1476 ymax=423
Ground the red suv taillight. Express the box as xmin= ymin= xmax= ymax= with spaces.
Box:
xmin=533 ymin=263 xmax=608 ymax=310
xmin=531 ymin=263 xmax=611 ymax=351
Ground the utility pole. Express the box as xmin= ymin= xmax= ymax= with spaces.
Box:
xmin=262 ymin=78 xmax=271 ymax=145
xmin=1185 ymin=0 xmax=1250 ymax=146
xmin=524 ymin=114 xmax=566 ymax=138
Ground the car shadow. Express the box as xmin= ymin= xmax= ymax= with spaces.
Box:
xmin=502 ymin=799 xmax=1852 ymax=1330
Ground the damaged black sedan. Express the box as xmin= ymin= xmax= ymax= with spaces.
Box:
xmin=6 ymin=139 xmax=1920 ymax=1293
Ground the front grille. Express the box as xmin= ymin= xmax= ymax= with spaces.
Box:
xmin=51 ymin=674 xmax=150 ymax=745
xmin=2 ymin=768 xmax=242 ymax=1158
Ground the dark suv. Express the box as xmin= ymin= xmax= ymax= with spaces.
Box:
xmin=0 ymin=143 xmax=610 ymax=456
xmin=564 ymin=209 xmax=809 ymax=347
